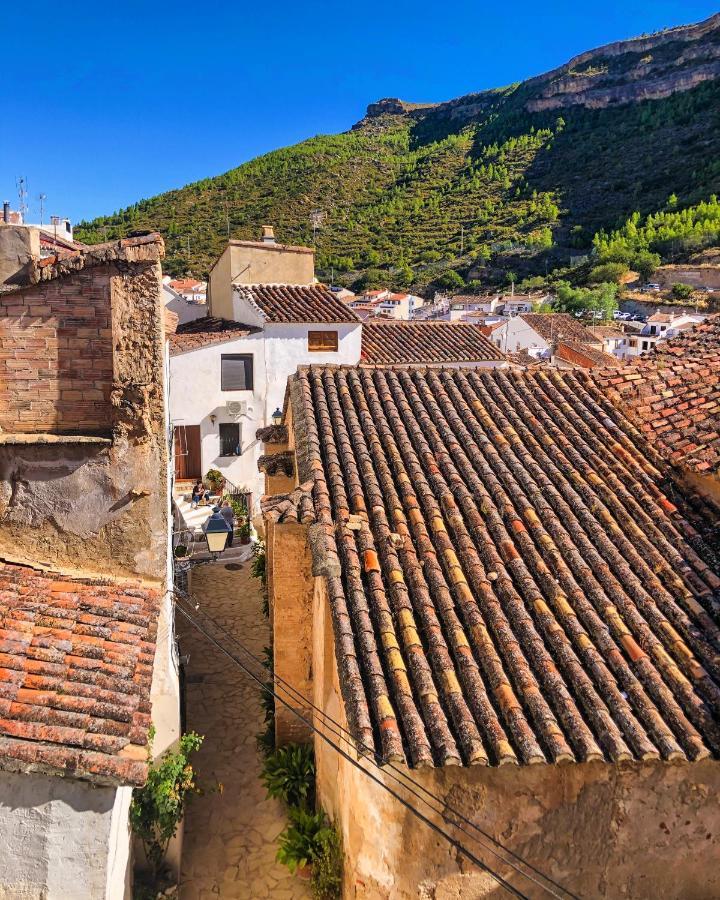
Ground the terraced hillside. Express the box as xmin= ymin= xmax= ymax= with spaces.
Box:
xmin=77 ymin=14 xmax=720 ymax=288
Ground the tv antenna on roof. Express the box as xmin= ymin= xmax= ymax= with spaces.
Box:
xmin=38 ymin=193 xmax=47 ymax=227
xmin=16 ymin=176 xmax=28 ymax=222
xmin=310 ymin=209 xmax=325 ymax=245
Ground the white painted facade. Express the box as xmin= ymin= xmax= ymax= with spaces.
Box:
xmin=0 ymin=772 xmax=133 ymax=899
xmin=491 ymin=317 xmax=550 ymax=357
xmin=162 ymin=284 xmax=207 ymax=326
xmin=615 ymin=313 xmax=705 ymax=359
xmin=170 ymin=321 xmax=362 ymax=504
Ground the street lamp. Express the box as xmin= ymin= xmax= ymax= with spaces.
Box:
xmin=203 ymin=516 xmax=229 ymax=559
xmin=271 ymin=408 xmax=283 ymax=426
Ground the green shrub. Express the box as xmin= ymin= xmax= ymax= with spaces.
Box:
xmin=130 ymin=731 xmax=204 ymax=880
xmin=262 ymin=743 xmax=315 ymax=809
xmin=251 ymin=541 xmax=267 ymax=588
xmin=588 ymin=262 xmax=628 ymax=284
xmin=276 ymin=808 xmax=333 ymax=874
xmin=311 ymin=825 xmax=343 ymax=898
xmin=671 ymin=282 xmax=694 ymax=300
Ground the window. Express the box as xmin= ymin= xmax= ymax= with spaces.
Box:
xmin=641 ymin=341 xmax=649 ymax=351
xmin=221 ymin=354 xmax=253 ymax=391
xmin=308 ymin=330 xmax=338 ymax=352
xmin=628 ymin=339 xmax=637 ymax=348
xmin=219 ymin=422 xmax=240 ymax=456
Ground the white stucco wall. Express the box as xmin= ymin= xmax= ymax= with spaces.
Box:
xmin=0 ymin=772 xmax=132 ymax=900
xmin=169 ymin=323 xmax=361 ymax=503
xmin=492 ymin=318 xmax=548 ymax=356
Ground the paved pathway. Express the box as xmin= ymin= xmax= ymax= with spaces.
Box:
xmin=177 ymin=558 xmax=311 ymax=900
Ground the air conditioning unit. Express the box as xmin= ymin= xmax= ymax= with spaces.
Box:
xmin=226 ymin=401 xmax=247 ymax=419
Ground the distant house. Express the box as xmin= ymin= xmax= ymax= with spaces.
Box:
xmin=587 ymin=325 xmax=626 ymax=357
xmin=448 ymin=295 xmax=502 ymax=320
xmin=617 ymin=311 xmax=705 ymax=359
xmin=167 ymin=276 xmax=207 ymax=303
xmin=499 ymin=293 xmax=546 ymax=316
xmin=162 ymin=278 xmax=207 ymax=325
xmin=491 ymin=312 xmax=602 ymax=357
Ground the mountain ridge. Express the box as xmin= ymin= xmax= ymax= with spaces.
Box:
xmin=76 ymin=14 xmax=720 ymax=287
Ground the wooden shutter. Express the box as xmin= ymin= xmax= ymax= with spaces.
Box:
xmin=308 ymin=330 xmax=339 ymax=352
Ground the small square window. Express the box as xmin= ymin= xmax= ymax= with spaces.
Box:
xmin=219 ymin=422 xmax=241 ymax=456
xmin=221 ymin=355 xmax=253 ymax=391
xmin=308 ymin=330 xmax=338 ymax=352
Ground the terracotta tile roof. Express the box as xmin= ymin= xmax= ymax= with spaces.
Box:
xmin=289 ymin=364 xmax=720 ymax=768
xmin=168 ymin=278 xmax=204 ymax=291
xmin=361 ymin=321 xmax=507 ymax=365
xmin=236 ymin=284 xmax=360 ymax=324
xmin=587 ymin=326 xmax=625 ymax=341
xmin=507 ymin=349 xmax=549 ymax=367
xmin=0 ymin=561 xmax=161 ymax=786
xmin=555 ymin=340 xmax=623 ymax=369
xmin=594 ymin=315 xmax=720 ymax=473
xmin=261 ymin=482 xmax=316 ymax=525
xmin=169 ymin=316 xmax=258 ymax=354
xmin=519 ymin=314 xmax=601 ymax=346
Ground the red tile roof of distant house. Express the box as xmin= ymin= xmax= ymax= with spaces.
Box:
xmin=236 ymin=284 xmax=360 ymax=324
xmin=594 ymin=314 xmax=720 ymax=474
xmin=169 ymin=316 xmax=258 ymax=354
xmin=168 ymin=278 xmax=204 ymax=292
xmin=0 ymin=561 xmax=161 ymax=786
xmin=287 ymin=364 xmax=720 ymax=768
xmin=555 ymin=340 xmax=623 ymax=369
xmin=519 ymin=313 xmax=601 ymax=346
xmin=361 ymin=320 xmax=507 ymax=365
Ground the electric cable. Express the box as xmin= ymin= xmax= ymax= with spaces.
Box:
xmin=175 ymin=588 xmax=581 ymax=900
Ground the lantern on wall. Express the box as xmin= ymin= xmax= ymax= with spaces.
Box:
xmin=203 ymin=515 xmax=229 ymax=558
xmin=271 ymin=408 xmax=283 ymax=426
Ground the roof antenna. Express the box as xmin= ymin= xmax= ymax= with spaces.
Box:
xmin=15 ymin=176 xmax=28 ymax=223
xmin=38 ymin=193 xmax=47 ymax=227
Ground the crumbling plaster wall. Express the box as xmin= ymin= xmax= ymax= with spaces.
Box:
xmin=311 ymin=579 xmax=720 ymax=900
xmin=0 ymin=260 xmax=169 ymax=581
xmin=0 ymin=771 xmax=132 ymax=900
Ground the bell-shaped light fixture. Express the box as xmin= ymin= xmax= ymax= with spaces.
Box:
xmin=204 ymin=516 xmax=229 ymax=557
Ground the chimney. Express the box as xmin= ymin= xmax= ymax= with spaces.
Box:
xmin=261 ymin=225 xmax=276 ymax=244
xmin=2 ymin=202 xmax=9 ymax=224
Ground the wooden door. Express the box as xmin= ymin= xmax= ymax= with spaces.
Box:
xmin=174 ymin=425 xmax=201 ymax=480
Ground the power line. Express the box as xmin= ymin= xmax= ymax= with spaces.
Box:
xmin=174 ymin=599 xmax=528 ymax=899
xmin=174 ymin=589 xmax=580 ymax=900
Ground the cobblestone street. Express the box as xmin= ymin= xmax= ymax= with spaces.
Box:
xmin=177 ymin=558 xmax=311 ymax=900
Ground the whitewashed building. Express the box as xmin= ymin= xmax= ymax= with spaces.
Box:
xmin=169 ymin=284 xmax=362 ymax=506
xmin=491 ymin=312 xmax=602 ymax=357
xmin=616 ymin=311 xmax=706 ymax=359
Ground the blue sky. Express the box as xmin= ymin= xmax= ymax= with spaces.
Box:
xmin=2 ymin=0 xmax=717 ymax=224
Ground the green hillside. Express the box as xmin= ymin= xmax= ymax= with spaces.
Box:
xmin=76 ymin=16 xmax=720 ymax=290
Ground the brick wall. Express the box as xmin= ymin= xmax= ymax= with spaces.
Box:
xmin=0 ymin=271 xmax=113 ymax=434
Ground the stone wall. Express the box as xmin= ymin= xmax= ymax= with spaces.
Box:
xmin=268 ymin=520 xmax=314 ymax=745
xmin=0 ymin=255 xmax=169 ymax=581
xmin=311 ymin=579 xmax=720 ymax=900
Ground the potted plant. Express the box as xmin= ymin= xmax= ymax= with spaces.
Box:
xmin=205 ymin=468 xmax=224 ymax=494
xmin=276 ymin=807 xmax=333 ymax=879
xmin=173 ymin=543 xmax=191 ymax=562
xmin=239 ymin=521 xmax=252 ymax=545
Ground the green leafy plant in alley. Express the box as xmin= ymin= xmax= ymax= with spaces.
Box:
xmin=129 ymin=730 xmax=205 ymax=882
xmin=262 ymin=743 xmax=316 ymax=809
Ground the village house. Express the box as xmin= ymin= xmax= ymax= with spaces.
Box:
xmin=169 ymin=233 xmax=508 ymax=514
xmin=596 ymin=313 xmax=720 ymax=501
xmin=587 ymin=324 xmax=627 ymax=356
xmin=490 ymin=312 xmax=603 ymax=358
xmin=259 ymin=356 xmax=720 ymax=899
xmin=616 ymin=310 xmax=706 ymax=359
xmin=169 ymin=282 xmax=362 ymax=508
xmin=162 ymin=276 xmax=207 ymax=326
xmin=0 ymin=227 xmax=180 ymax=897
